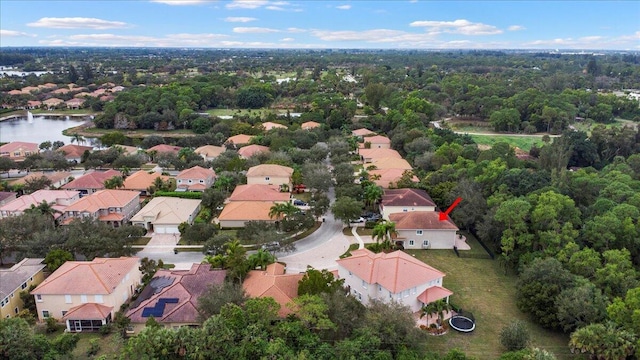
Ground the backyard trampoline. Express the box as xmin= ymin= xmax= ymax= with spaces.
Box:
xmin=449 ymin=311 xmax=476 ymax=333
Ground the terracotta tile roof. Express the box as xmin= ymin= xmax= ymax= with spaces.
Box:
xmin=365 ymin=135 xmax=391 ymax=144
xmin=65 ymin=98 xmax=85 ymax=105
xmin=228 ymin=184 xmax=291 ymax=202
xmin=370 ymin=157 xmax=412 ymax=170
xmin=369 ymin=168 xmax=419 ymax=188
xmin=57 ymin=144 xmax=92 ymax=159
xmin=259 ymin=122 xmax=288 ymax=131
xmin=417 ymin=286 xmax=453 ymax=304
xmin=12 ymin=171 xmax=72 ymax=186
xmin=218 ymin=201 xmax=276 ymax=221
xmin=63 ymin=189 xmax=138 ymax=214
xmin=111 ymin=145 xmax=139 ymax=156
xmin=0 ymin=192 xmax=17 ymax=203
xmin=27 ymin=100 xmax=42 ymax=107
xmin=0 ymin=189 xmax=79 ymax=214
xmin=8 ymin=90 xmax=22 ymax=95
xmin=336 ymin=249 xmax=446 ymax=293
xmin=389 ymin=211 xmax=458 ymax=230
xmin=358 ymin=148 xmax=402 ymax=160
xmin=0 ymin=141 xmax=39 ymax=154
xmin=130 ymin=197 xmax=201 ymax=225
xmin=63 ymin=303 xmax=113 ymax=321
xmin=381 ymin=189 xmax=436 ymax=207
xmin=147 ymin=144 xmax=182 ymax=154
xmin=99 ymin=213 xmax=124 ymax=221
xmin=126 ymin=264 xmax=226 ymax=324
xmin=62 ymin=170 xmax=121 ymax=190
xmin=32 ymin=257 xmax=139 ymax=295
xmin=226 ymin=134 xmax=254 ymax=145
xmin=246 ymin=164 xmax=293 ymax=178
xmin=243 ymin=263 xmax=304 ymax=316
xmin=43 ymin=98 xmax=64 ymax=105
xmin=301 ymin=121 xmax=321 ymax=130
xmin=238 ymin=144 xmax=270 ymax=159
xmin=123 ymin=170 xmax=169 ymax=191
xmin=176 ymin=166 xmax=216 ymax=180
xmin=352 ymin=128 xmax=376 ymax=137
xmin=0 ymin=258 xmax=45 ymax=299
xmin=194 ymin=145 xmax=225 ymax=158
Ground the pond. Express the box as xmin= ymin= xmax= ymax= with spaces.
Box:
xmin=0 ymin=114 xmax=95 ymax=146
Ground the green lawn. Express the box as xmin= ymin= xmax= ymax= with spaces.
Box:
xmin=469 ymin=134 xmax=545 ymax=151
xmin=45 ymin=330 xmax=124 ymax=359
xmin=408 ymin=235 xmax=573 ymax=359
xmin=206 ymin=108 xmax=274 ymax=117
xmin=129 ymin=237 xmax=151 ymax=246
xmin=571 ymin=118 xmax=637 ymax=135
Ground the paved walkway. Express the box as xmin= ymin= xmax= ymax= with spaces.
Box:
xmin=351 ymin=226 xmax=365 ymax=249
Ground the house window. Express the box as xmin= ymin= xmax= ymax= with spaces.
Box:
xmin=188 ymin=179 xmax=192 ymax=183
xmin=265 ymin=177 xmax=270 ymax=181
xmin=65 ymin=295 xmax=72 ymax=304
xmin=378 ymin=285 xmax=382 ymax=292
xmin=348 ymin=271 xmax=352 ymax=277
xmin=36 ymin=294 xmax=42 ymax=302
xmin=411 ymin=287 xmax=417 ymax=295
xmin=80 ymin=295 xmax=87 ymax=303
xmin=14 ymin=307 xmax=19 ymax=314
xmin=21 ymin=282 xmax=27 ymax=290
xmin=1 ymin=297 xmax=7 ymax=307
xmin=199 ymin=179 xmax=204 ymax=183
xmin=42 ymin=310 xmax=50 ymax=318
xmin=95 ymin=295 xmax=103 ymax=303
xmin=402 ymin=208 xmax=408 ymax=212
xmin=416 ymin=230 xmax=423 ymax=235
xmin=423 ymin=240 xmax=429 ymax=247
xmin=61 ymin=311 xmax=67 ymax=317
xmin=403 ymin=290 xmax=410 ymax=297
xmin=361 ymin=280 xmax=367 ymax=289
xmin=357 ymin=292 xmax=362 ymax=300
xmin=409 ymin=240 xmax=414 ymax=246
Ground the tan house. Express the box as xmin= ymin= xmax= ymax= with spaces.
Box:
xmin=301 ymin=121 xmax=321 ymax=130
xmin=65 ymin=98 xmax=85 ymax=110
xmin=131 ymin=197 xmax=201 ymax=234
xmin=0 ymin=258 xmax=46 ymax=319
xmin=225 ymin=134 xmax=255 ymax=148
xmin=126 ymin=264 xmax=226 ymax=332
xmin=176 ymin=166 xmax=216 ymax=192
xmin=0 ymin=141 xmax=39 ymax=161
xmin=358 ymin=148 xmax=402 ymax=163
xmin=243 ymin=263 xmax=305 ymax=317
xmin=123 ymin=170 xmax=169 ymax=196
xmin=370 ymin=157 xmax=413 ymax=170
xmin=60 ymin=189 xmax=140 ymax=227
xmin=389 ymin=211 xmax=459 ymax=249
xmin=62 ymin=169 xmax=122 ymax=197
xmin=147 ymin=144 xmax=182 ymax=156
xmin=217 ymin=201 xmax=277 ymax=228
xmin=337 ymin=248 xmax=453 ymax=322
xmin=12 ymin=171 xmax=73 ymax=190
xmin=57 ymin=144 xmax=93 ymax=163
xmin=238 ymin=144 xmax=270 ymax=159
xmin=227 ymin=184 xmax=291 ymax=203
xmin=246 ymin=164 xmax=294 ymax=191
xmin=0 ymin=189 xmax=80 ymax=219
xmin=194 ymin=145 xmax=225 ymax=161
xmin=111 ymin=144 xmax=141 ymax=157
xmin=43 ymin=98 xmax=64 ymax=109
xmin=31 ymin=257 xmax=141 ymax=331
xmin=380 ymin=188 xmax=437 ymax=220
xmin=361 ymin=135 xmax=391 ymax=149
xmin=259 ymin=122 xmax=288 ymax=131
xmin=352 ymin=128 xmax=376 ymax=137
xmin=27 ymin=100 xmax=42 ymax=109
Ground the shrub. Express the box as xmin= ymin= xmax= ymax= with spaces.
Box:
xmin=500 ymin=321 xmax=530 ymax=351
xmin=45 ymin=317 xmax=60 ymax=333
xmin=154 ymin=191 xmax=202 ymax=199
xmin=99 ymin=324 xmax=113 ymax=335
xmin=87 ymin=338 xmax=100 ymax=356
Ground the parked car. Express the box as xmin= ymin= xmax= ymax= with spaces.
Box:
xmin=261 ymin=241 xmax=280 ymax=251
xmin=293 ymin=199 xmax=308 ymax=206
xmin=351 ymin=217 xmax=365 ymax=223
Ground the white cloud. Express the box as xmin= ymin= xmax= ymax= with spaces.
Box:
xmin=226 ymin=0 xmax=268 ymax=9
xmin=409 ymin=19 xmax=502 ymax=35
xmin=311 ymin=29 xmax=434 ymax=43
xmin=150 ymin=0 xmax=211 ymax=5
xmin=27 ymin=17 xmax=128 ymax=30
xmin=280 ymin=37 xmax=294 ymax=42
xmin=233 ymin=27 xmax=280 ymax=33
xmin=0 ymin=29 xmax=36 ymax=37
xmin=287 ymin=27 xmax=306 ymax=33
xmin=336 ymin=5 xmax=351 ymax=10
xmin=38 ymin=32 xmax=229 ymax=47
xmin=508 ymin=25 xmax=525 ymax=31
xmin=224 ymin=17 xmax=257 ymax=22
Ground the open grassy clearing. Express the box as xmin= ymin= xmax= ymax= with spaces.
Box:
xmin=206 ymin=108 xmax=274 ymax=117
xmin=44 ymin=331 xmax=124 ymax=359
xmin=73 ymin=127 xmax=196 ymax=138
xmin=571 ymin=117 xmax=638 ymax=135
xmin=469 ymin=134 xmax=544 ymax=151
xmin=408 ymin=235 xmax=572 ymax=359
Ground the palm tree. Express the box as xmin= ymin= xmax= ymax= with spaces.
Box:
xmin=104 ymin=176 xmax=124 ymax=189
xmin=420 ymin=299 xmax=453 ymax=327
xmin=363 ymin=183 xmax=383 ymax=210
xmin=25 ymin=201 xmax=61 ymax=224
xmin=372 ymin=220 xmax=396 ymax=250
xmin=70 ymin=133 xmax=85 ymax=145
xmin=248 ymin=249 xmax=276 ymax=269
xmin=269 ymin=202 xmax=299 ymax=220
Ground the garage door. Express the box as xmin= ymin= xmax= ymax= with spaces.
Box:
xmin=156 ymin=225 xmax=179 ymax=234
xmin=155 ymin=226 xmax=166 ymax=234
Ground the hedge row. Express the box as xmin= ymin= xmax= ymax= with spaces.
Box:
xmin=154 ymin=191 xmax=203 ymax=199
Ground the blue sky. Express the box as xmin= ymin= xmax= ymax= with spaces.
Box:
xmin=1 ymin=1 xmax=638 ymax=49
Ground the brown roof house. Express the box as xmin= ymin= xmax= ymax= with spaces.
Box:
xmin=352 ymin=128 xmax=376 ymax=137
xmin=380 ymin=188 xmax=437 ymax=220
xmin=238 ymin=144 xmax=270 ymax=159
xmin=301 ymin=121 xmax=321 ymax=130
xmin=31 ymin=257 xmax=142 ymax=332
xmin=176 ymin=166 xmax=216 ymax=192
xmin=337 ymin=248 xmax=453 ymax=325
xmin=227 ymin=184 xmax=291 ymax=203
xmin=131 ymin=197 xmax=201 ymax=234
xmin=389 ymin=211 xmax=459 ymax=250
xmin=259 ymin=122 xmax=288 ymax=131
xmin=243 ymin=263 xmax=305 ymax=317
xmin=0 ymin=258 xmax=46 ymax=319
xmin=57 ymin=144 xmax=93 ymax=163
xmin=62 ymin=169 xmax=121 ymax=197
xmin=360 ymin=135 xmax=391 ymax=149
xmin=194 ymin=145 xmax=225 ymax=161
xmin=0 ymin=141 xmax=39 ymax=161
xmin=42 ymin=98 xmax=64 ymax=110
xmin=368 ymin=168 xmax=419 ymax=189
xmin=216 ymin=201 xmax=278 ymax=228
xmin=126 ymin=264 xmax=226 ymax=333
xmin=147 ymin=144 xmax=183 ymax=156
xmin=60 ymin=189 xmax=140 ymax=227
xmin=246 ymin=164 xmax=294 ymax=192
xmin=123 ymin=170 xmax=170 ymax=196
xmin=358 ymin=148 xmax=402 ymax=164
xmin=65 ymin=98 xmax=85 ymax=110
xmin=225 ymin=134 xmax=255 ymax=148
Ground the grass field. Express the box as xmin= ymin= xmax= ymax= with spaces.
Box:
xmin=571 ymin=118 xmax=637 ymax=135
xmin=206 ymin=108 xmax=274 ymax=117
xmin=469 ymin=134 xmax=545 ymax=151
xmin=408 ymin=235 xmax=572 ymax=359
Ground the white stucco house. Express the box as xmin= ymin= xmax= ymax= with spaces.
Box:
xmin=389 ymin=211 xmax=459 ymax=250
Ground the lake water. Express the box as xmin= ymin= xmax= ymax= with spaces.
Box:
xmin=0 ymin=116 xmax=92 ymax=145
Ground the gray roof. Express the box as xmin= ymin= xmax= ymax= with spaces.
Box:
xmin=0 ymin=258 xmax=45 ymax=299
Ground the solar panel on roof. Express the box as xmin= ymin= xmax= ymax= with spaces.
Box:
xmin=149 ymin=276 xmax=175 ymax=294
xmin=141 ymin=298 xmax=180 ymax=318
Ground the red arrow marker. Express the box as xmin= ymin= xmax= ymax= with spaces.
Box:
xmin=439 ymin=197 xmax=462 ymax=221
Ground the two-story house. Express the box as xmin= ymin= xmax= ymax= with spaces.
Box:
xmin=57 ymin=144 xmax=93 ymax=163
xmin=0 ymin=141 xmax=39 ymax=161
xmin=389 ymin=211 xmax=459 ymax=250
xmin=31 ymin=257 xmax=141 ymax=332
xmin=60 ymin=189 xmax=140 ymax=227
xmin=176 ymin=166 xmax=216 ymax=192
xmin=0 ymin=258 xmax=46 ymax=319
xmin=380 ymin=188 xmax=437 ymax=220
xmin=123 ymin=170 xmax=170 ymax=197
xmin=336 ymin=249 xmax=453 ymax=316
xmin=62 ymin=169 xmax=122 ymax=197
xmin=0 ymin=189 xmax=80 ymax=219
xmin=246 ymin=164 xmax=294 ymax=192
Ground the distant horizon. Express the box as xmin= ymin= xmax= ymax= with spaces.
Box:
xmin=1 ymin=1 xmax=638 ymax=50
